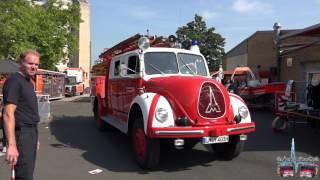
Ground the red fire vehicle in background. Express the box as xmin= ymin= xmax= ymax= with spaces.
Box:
xmin=222 ymin=67 xmax=286 ymax=109
xmin=92 ymin=34 xmax=256 ymax=169
xmin=64 ymin=67 xmax=85 ymax=96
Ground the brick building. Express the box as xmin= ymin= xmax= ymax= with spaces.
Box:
xmin=223 ymin=24 xmax=320 ymax=103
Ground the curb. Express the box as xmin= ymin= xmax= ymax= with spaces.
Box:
xmin=58 ymin=94 xmax=90 ymax=102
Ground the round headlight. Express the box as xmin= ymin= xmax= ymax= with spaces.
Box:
xmin=238 ymin=106 xmax=249 ymax=119
xmin=138 ymin=37 xmax=150 ymax=50
xmin=155 ymin=107 xmax=168 ymax=123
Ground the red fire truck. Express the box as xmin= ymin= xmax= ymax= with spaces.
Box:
xmin=92 ymin=34 xmax=256 ymax=169
xmin=222 ymin=67 xmax=286 ymax=109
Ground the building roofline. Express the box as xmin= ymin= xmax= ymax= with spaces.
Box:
xmin=280 ymin=23 xmax=320 ymax=40
xmin=225 ymin=29 xmax=299 ymax=56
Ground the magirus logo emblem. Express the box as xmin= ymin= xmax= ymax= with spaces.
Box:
xmin=205 ymin=86 xmax=221 ymax=114
xmin=198 ymin=83 xmax=225 ymax=119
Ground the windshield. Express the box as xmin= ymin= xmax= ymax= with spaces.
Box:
xmin=66 ymin=77 xmax=77 ymax=85
xmin=144 ymin=52 xmax=207 ymax=76
xmin=144 ymin=52 xmax=178 ymax=75
xmin=177 ymin=53 xmax=207 ymax=76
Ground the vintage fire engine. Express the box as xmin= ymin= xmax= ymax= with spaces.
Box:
xmin=92 ymin=34 xmax=256 ymax=169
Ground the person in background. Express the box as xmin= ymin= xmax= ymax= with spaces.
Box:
xmin=0 ymin=99 xmax=6 ymax=155
xmin=224 ymin=79 xmax=232 ymax=91
xmin=3 ymin=49 xmax=41 ymax=180
xmin=1 ymin=74 xmax=8 ymax=154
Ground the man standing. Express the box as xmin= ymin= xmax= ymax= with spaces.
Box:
xmin=3 ymin=49 xmax=40 ymax=180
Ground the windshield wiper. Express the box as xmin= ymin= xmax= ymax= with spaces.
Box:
xmin=145 ymin=61 xmax=164 ymax=75
xmin=178 ymin=56 xmax=195 ymax=75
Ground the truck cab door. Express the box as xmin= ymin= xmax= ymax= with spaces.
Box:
xmin=121 ymin=54 xmax=140 ymax=115
xmin=108 ymin=58 xmax=125 ymax=121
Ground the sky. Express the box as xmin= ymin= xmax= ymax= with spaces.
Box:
xmin=90 ymin=0 xmax=320 ymax=64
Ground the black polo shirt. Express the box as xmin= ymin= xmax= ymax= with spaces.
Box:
xmin=3 ymin=73 xmax=40 ymax=126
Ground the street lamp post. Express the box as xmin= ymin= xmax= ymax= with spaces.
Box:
xmin=273 ymin=22 xmax=282 ymax=82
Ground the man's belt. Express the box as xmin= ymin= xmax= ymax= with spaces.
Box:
xmin=15 ymin=123 xmax=37 ymax=130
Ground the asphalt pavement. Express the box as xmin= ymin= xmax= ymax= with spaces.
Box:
xmin=0 ymin=96 xmax=319 ymax=180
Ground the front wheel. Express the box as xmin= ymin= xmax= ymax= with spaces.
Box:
xmin=132 ymin=118 xmax=160 ymax=169
xmin=211 ymin=135 xmax=244 ymax=160
xmin=272 ymin=116 xmax=287 ymax=132
xmin=94 ymin=104 xmax=106 ymax=131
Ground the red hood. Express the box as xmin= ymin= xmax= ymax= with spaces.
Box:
xmin=145 ymin=76 xmax=231 ymax=125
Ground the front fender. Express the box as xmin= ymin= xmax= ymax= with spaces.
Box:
xmin=130 ymin=93 xmax=175 ymax=135
xmin=229 ymin=93 xmax=252 ymax=123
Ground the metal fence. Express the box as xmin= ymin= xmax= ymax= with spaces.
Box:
xmin=37 ymin=94 xmax=51 ymax=122
xmin=0 ymin=94 xmax=51 ymax=122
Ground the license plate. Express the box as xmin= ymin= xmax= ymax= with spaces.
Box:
xmin=201 ymin=136 xmax=229 ymax=144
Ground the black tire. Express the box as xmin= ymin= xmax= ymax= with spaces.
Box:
xmin=132 ymin=118 xmax=160 ymax=169
xmin=184 ymin=139 xmax=199 ymax=150
xmin=272 ymin=116 xmax=287 ymax=132
xmin=94 ymin=104 xmax=106 ymax=131
xmin=211 ymin=135 xmax=244 ymax=160
xmin=270 ymin=95 xmax=276 ymax=112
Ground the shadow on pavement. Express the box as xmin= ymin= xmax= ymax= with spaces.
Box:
xmin=48 ymin=103 xmax=320 ymax=173
xmin=49 ymin=115 xmax=218 ymax=173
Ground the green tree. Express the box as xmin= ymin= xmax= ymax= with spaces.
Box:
xmin=0 ymin=0 xmax=81 ymax=70
xmin=176 ymin=14 xmax=225 ymax=71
